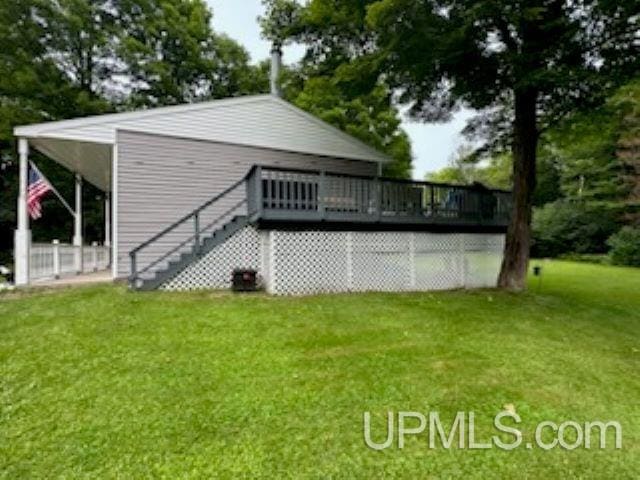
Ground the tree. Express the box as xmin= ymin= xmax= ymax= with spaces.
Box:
xmin=537 ymin=78 xmax=640 ymax=216
xmin=118 ymin=0 xmax=266 ymax=107
xmin=47 ymin=0 xmax=122 ymax=102
xmin=530 ymin=78 xmax=640 ymax=259
xmin=366 ymin=0 xmax=639 ymax=289
xmin=0 ymin=0 xmax=268 ymax=265
xmin=0 ymin=0 xmax=110 ymax=265
xmin=543 ymin=107 xmax=627 ymax=204
xmin=532 ymin=200 xmax=621 ymax=257
xmin=260 ymin=0 xmax=413 ymax=178
xmin=427 ymin=146 xmax=513 ymax=190
xmin=289 ymin=76 xmax=412 ymax=177
xmin=532 ymin=153 xmax=562 ymax=207
xmin=610 ymin=79 xmax=640 ymax=224
xmin=428 ymin=147 xmax=562 ymax=205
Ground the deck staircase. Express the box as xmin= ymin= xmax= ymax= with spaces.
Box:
xmin=129 ymin=176 xmax=250 ymax=291
xmin=134 ymin=215 xmax=249 ymax=291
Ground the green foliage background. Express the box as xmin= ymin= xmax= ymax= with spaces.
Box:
xmin=1 ymin=0 xmax=416 ymax=268
xmin=427 ymin=79 xmax=640 ymax=262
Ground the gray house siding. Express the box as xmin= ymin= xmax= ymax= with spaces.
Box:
xmin=116 ymin=130 xmax=378 ymax=278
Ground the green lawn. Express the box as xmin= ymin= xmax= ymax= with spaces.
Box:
xmin=1 ymin=261 xmax=639 ymax=478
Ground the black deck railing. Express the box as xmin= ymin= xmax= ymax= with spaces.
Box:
xmin=246 ymin=166 xmax=512 ymax=227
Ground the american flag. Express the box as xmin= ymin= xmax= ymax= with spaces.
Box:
xmin=27 ymin=166 xmax=52 ymax=220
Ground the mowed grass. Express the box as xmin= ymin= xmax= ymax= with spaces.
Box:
xmin=1 ymin=261 xmax=639 ymax=479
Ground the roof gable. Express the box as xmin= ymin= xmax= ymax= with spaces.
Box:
xmin=15 ymin=95 xmax=390 ymax=164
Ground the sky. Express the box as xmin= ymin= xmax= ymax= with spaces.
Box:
xmin=207 ymin=0 xmax=470 ymax=179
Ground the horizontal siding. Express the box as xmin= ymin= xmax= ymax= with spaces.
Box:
xmin=116 ymin=131 xmax=377 ymax=278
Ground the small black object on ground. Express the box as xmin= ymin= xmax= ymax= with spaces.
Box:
xmin=232 ymin=269 xmax=258 ymax=292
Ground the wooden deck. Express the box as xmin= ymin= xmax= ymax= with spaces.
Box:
xmin=246 ymin=166 xmax=512 ymax=231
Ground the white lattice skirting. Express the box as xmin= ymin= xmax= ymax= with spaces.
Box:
xmin=160 ymin=226 xmax=505 ymax=296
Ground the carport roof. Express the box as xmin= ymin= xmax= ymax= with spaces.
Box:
xmin=15 ymin=95 xmax=391 ymax=191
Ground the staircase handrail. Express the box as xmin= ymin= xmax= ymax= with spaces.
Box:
xmin=129 ymin=175 xmax=249 ymax=285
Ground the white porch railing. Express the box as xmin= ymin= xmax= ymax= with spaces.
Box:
xmin=30 ymin=241 xmax=111 ymax=281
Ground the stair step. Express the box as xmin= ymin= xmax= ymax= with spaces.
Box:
xmin=135 ymin=215 xmax=249 ymax=291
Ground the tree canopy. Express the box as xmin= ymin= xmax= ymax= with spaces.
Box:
xmin=261 ymin=0 xmax=413 ymax=178
xmin=0 ymin=0 xmax=269 ymax=265
xmin=118 ymin=0 xmax=267 ymax=107
xmin=275 ymin=0 xmax=638 ymax=288
xmin=427 ymin=149 xmax=513 ymax=191
xmin=428 ymin=78 xmax=640 ymax=259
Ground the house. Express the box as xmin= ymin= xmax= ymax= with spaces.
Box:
xmin=13 ymin=58 xmax=511 ymax=295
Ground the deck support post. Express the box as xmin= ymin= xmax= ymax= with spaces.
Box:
xmin=346 ymin=232 xmax=353 ymax=291
xmin=73 ymin=173 xmax=83 ymax=273
xmin=14 ymin=138 xmax=31 ymax=286
xmin=268 ymin=230 xmax=276 ymax=294
xmin=409 ymin=233 xmax=416 ymax=290
xmin=459 ymin=235 xmax=467 ymax=288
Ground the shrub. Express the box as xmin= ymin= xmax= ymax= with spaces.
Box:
xmin=607 ymin=227 xmax=640 ymax=266
xmin=532 ymin=200 xmax=621 ymax=258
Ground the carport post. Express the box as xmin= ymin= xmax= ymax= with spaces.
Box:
xmin=14 ymin=138 xmax=30 ymax=286
xmin=111 ymin=144 xmax=118 ymax=280
xmin=104 ymin=192 xmax=111 ymax=248
xmin=73 ymin=173 xmax=83 ymax=273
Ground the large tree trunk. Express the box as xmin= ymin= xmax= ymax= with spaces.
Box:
xmin=498 ymin=88 xmax=539 ymax=290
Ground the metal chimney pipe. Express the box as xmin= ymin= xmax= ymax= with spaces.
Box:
xmin=270 ymin=44 xmax=283 ymax=97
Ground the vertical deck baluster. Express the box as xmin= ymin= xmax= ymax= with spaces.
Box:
xmin=392 ymin=183 xmax=396 ymax=215
xmin=342 ymin=176 xmax=347 ymax=213
xmin=265 ymin=170 xmax=271 ymax=209
xmin=312 ymin=175 xmax=317 ymax=211
xmin=319 ymin=172 xmax=326 ymax=217
xmin=343 ymin=176 xmax=348 ymax=212
xmin=430 ymin=186 xmax=436 ymax=218
xmin=256 ymin=166 xmax=263 ymax=217
xmin=377 ymin=178 xmax=383 ymax=221
xmin=371 ymin=179 xmax=375 ymax=216
xmin=272 ymin=172 xmax=277 ymax=209
xmin=364 ymin=180 xmax=369 ymax=215
xmin=305 ymin=176 xmax=310 ymax=210
xmin=285 ymin=174 xmax=290 ymax=210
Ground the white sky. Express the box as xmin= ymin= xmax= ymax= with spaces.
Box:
xmin=207 ymin=0 xmax=470 ymax=179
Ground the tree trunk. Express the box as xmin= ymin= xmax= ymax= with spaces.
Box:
xmin=498 ymin=88 xmax=538 ymax=290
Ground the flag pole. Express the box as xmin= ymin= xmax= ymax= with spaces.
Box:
xmin=29 ymin=161 xmax=76 ymax=218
